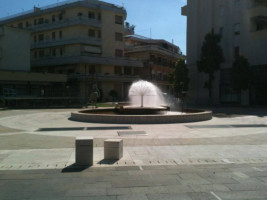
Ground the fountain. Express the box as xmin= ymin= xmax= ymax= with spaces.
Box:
xmin=115 ymin=80 xmax=169 ymax=115
xmin=128 ymin=80 xmax=164 ymax=107
xmin=71 ymin=80 xmax=212 ymax=124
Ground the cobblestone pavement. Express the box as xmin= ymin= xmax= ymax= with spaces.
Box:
xmin=0 ymin=107 xmax=266 ymax=199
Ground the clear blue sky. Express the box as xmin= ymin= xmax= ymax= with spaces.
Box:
xmin=0 ymin=0 xmax=187 ymax=54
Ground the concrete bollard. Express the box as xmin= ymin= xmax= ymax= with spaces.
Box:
xmin=75 ymin=137 xmax=93 ymax=166
xmin=104 ymin=139 xmax=123 ymax=160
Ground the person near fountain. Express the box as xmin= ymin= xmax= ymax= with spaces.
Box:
xmin=89 ymin=84 xmax=100 ymax=109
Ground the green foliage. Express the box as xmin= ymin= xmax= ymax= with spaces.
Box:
xmin=232 ymin=56 xmax=251 ymax=91
xmin=170 ymin=59 xmax=189 ymax=98
xmin=197 ymin=29 xmax=224 ymax=101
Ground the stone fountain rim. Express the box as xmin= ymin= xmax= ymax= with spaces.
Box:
xmin=70 ymin=108 xmax=213 ymax=124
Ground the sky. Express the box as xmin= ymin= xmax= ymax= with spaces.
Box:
xmin=0 ymin=0 xmax=187 ymax=54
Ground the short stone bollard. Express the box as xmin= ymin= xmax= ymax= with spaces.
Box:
xmin=75 ymin=137 xmax=93 ymax=166
xmin=104 ymin=139 xmax=123 ymax=160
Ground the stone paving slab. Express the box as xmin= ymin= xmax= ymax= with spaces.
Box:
xmin=1 ymin=145 xmax=267 ymax=171
xmin=0 ymin=163 xmax=267 ymax=200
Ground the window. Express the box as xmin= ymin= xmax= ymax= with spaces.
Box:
xmin=114 ymin=66 xmax=122 ymax=75
xmin=59 ymin=30 xmax=63 ymax=39
xmin=34 ymin=51 xmax=38 ymax=59
xmin=52 ymin=15 xmax=56 ymax=22
xmin=52 ymin=48 xmax=56 ymax=56
xmin=38 ymin=34 xmax=44 ymax=42
xmin=98 ymin=13 xmax=101 ymax=21
xmin=89 ymin=66 xmax=96 ymax=74
xmin=59 ymin=48 xmax=64 ymax=56
xmin=234 ymin=46 xmax=240 ymax=58
xmin=39 ymin=50 xmax=45 ymax=58
xmin=256 ymin=23 xmax=264 ymax=31
xmin=88 ymin=29 xmax=95 ymax=37
xmin=68 ymin=69 xmax=75 ymax=74
xmin=88 ymin=12 xmax=95 ymax=19
xmin=58 ymin=13 xmax=63 ymax=20
xmin=134 ymin=68 xmax=139 ymax=75
xmin=18 ymin=23 xmax=23 ymax=28
xmin=25 ymin=21 xmax=30 ymax=27
xmin=115 ymin=32 xmax=123 ymax=41
xmin=234 ymin=23 xmax=240 ymax=35
xmin=38 ymin=18 xmax=44 ymax=24
xmin=150 ymin=54 xmax=155 ymax=61
xmin=34 ymin=19 xmax=37 ymax=25
xmin=34 ymin=35 xmax=37 ymax=43
xmin=115 ymin=15 xmax=123 ymax=24
xmin=124 ymin=67 xmax=131 ymax=75
xmin=115 ymin=49 xmax=123 ymax=57
xmin=52 ymin=32 xmax=56 ymax=40
xmin=97 ymin=30 xmax=101 ymax=38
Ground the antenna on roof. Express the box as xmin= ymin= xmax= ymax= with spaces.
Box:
xmin=150 ymin=28 xmax=152 ymax=40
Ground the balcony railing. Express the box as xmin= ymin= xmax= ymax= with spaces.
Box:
xmin=249 ymin=1 xmax=267 ymax=19
xmin=31 ymin=16 xmax=101 ymax=32
xmin=125 ymin=45 xmax=181 ymax=59
xmin=32 ymin=55 xmax=143 ymax=68
xmin=31 ymin=37 xmax=101 ymax=49
xmin=68 ymin=73 xmax=140 ymax=82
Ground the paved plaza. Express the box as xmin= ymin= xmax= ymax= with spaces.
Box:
xmin=0 ymin=107 xmax=267 ymax=199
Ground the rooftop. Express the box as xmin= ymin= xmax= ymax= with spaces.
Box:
xmin=0 ymin=0 xmax=126 ymax=24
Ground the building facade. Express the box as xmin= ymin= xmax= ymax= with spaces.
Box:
xmin=0 ymin=0 xmax=143 ymax=102
xmin=0 ymin=26 xmax=31 ymax=71
xmin=0 ymin=26 xmax=68 ymax=107
xmin=125 ymin=35 xmax=182 ymax=94
xmin=182 ymin=0 xmax=267 ymax=105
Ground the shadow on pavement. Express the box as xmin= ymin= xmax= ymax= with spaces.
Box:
xmin=61 ymin=163 xmax=92 ymax=173
xmin=97 ymin=159 xmax=118 ymax=165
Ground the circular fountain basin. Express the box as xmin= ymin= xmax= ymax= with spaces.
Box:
xmin=71 ymin=108 xmax=212 ymax=124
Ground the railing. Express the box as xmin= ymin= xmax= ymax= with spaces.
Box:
xmin=125 ymin=44 xmax=181 ymax=59
xmin=30 ymin=17 xmax=101 ymax=32
xmin=68 ymin=73 xmax=140 ymax=81
xmin=31 ymin=37 xmax=101 ymax=48
xmin=32 ymin=55 xmax=143 ymax=67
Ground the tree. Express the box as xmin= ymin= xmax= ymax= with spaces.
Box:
xmin=197 ymin=29 xmax=224 ymax=104
xmin=170 ymin=59 xmax=189 ymax=98
xmin=232 ymin=55 xmax=251 ymax=91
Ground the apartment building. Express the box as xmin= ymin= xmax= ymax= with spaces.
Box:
xmin=0 ymin=26 xmax=67 ymax=107
xmin=182 ymin=0 xmax=267 ymax=105
xmin=0 ymin=0 xmax=143 ymax=101
xmin=125 ymin=35 xmax=182 ymax=93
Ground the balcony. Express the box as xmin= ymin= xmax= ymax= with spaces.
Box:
xmin=181 ymin=5 xmax=187 ymax=16
xmin=32 ymin=55 xmax=143 ymax=68
xmin=31 ymin=37 xmax=102 ymax=49
xmin=249 ymin=2 xmax=267 ymax=20
xmin=125 ymin=45 xmax=181 ymax=59
xmin=31 ymin=17 xmax=101 ymax=32
xmin=250 ymin=28 xmax=267 ymax=39
xmin=68 ymin=73 xmax=140 ymax=82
